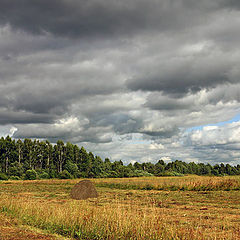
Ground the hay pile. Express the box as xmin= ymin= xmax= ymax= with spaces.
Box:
xmin=70 ymin=180 xmax=98 ymax=200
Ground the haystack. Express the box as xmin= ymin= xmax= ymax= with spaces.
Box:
xmin=70 ymin=180 xmax=98 ymax=200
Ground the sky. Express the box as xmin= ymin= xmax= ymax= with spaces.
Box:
xmin=0 ymin=0 xmax=240 ymax=165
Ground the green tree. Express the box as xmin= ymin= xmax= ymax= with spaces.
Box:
xmin=92 ymin=156 xmax=105 ymax=177
xmin=79 ymin=147 xmax=92 ymax=177
xmin=45 ymin=140 xmax=53 ymax=170
xmin=65 ymin=142 xmax=74 ymax=163
xmin=16 ymin=139 xmax=23 ymax=164
xmin=8 ymin=161 xmax=24 ymax=177
xmin=73 ymin=144 xmax=80 ymax=164
xmin=23 ymin=139 xmax=34 ymax=170
xmin=64 ymin=160 xmax=79 ymax=178
xmin=56 ymin=140 xmax=65 ymax=173
xmin=0 ymin=136 xmax=17 ymax=174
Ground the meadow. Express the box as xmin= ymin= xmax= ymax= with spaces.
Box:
xmin=0 ymin=176 xmax=240 ymax=240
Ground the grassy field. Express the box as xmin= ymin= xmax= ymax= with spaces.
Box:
xmin=0 ymin=176 xmax=240 ymax=239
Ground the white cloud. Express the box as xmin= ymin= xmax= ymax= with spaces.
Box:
xmin=149 ymin=143 xmax=165 ymax=150
xmin=188 ymin=122 xmax=240 ymax=147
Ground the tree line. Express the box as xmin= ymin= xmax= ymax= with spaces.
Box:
xmin=0 ymin=136 xmax=240 ymax=180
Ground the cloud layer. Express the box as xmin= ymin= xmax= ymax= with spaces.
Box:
xmin=0 ymin=0 xmax=240 ymax=164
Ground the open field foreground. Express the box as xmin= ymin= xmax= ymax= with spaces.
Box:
xmin=0 ymin=176 xmax=240 ymax=240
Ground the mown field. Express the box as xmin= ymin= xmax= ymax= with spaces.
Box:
xmin=0 ymin=176 xmax=240 ymax=240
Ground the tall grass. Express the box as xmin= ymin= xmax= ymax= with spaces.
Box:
xmin=0 ymin=194 xmax=188 ymax=239
xmin=3 ymin=175 xmax=240 ymax=191
xmin=0 ymin=176 xmax=240 ymax=239
xmin=94 ymin=175 xmax=240 ymax=191
xmin=1 ymin=192 xmax=239 ymax=240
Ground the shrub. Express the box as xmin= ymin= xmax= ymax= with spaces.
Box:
xmin=58 ymin=170 xmax=73 ymax=179
xmin=107 ymin=171 xmax=118 ymax=178
xmin=39 ymin=172 xmax=50 ymax=179
xmin=158 ymin=171 xmax=184 ymax=177
xmin=25 ymin=170 xmax=37 ymax=180
xmin=133 ymin=170 xmax=153 ymax=177
xmin=0 ymin=173 xmax=8 ymax=180
xmin=49 ymin=169 xmax=57 ymax=178
xmin=9 ymin=176 xmax=21 ymax=180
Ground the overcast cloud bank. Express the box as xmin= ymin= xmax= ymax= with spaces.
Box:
xmin=0 ymin=0 xmax=240 ymax=164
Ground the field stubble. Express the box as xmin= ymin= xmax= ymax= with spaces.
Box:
xmin=0 ymin=176 xmax=240 ymax=240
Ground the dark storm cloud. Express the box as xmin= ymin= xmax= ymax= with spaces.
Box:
xmin=127 ymin=54 xmax=237 ymax=95
xmin=0 ymin=34 xmax=124 ymax=124
xmin=220 ymin=0 xmax=240 ymax=9
xmin=86 ymin=112 xmax=142 ymax=133
xmin=144 ymin=84 xmax=240 ymax=113
xmin=0 ymin=109 xmax=55 ymax=124
xmin=141 ymin=127 xmax=180 ymax=138
xmin=0 ymin=77 xmax=122 ymax=124
xmin=144 ymin=94 xmax=191 ymax=111
xmin=0 ymin=0 xmax=164 ymax=37
xmin=0 ymin=0 xmax=228 ymax=38
xmin=0 ymin=0 xmax=240 ymax=164
xmin=12 ymin=120 xmax=113 ymax=143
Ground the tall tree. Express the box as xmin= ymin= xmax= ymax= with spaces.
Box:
xmin=23 ymin=139 xmax=34 ymax=170
xmin=45 ymin=140 xmax=53 ymax=170
xmin=79 ymin=147 xmax=91 ymax=177
xmin=56 ymin=140 xmax=65 ymax=173
xmin=2 ymin=136 xmax=16 ymax=173
xmin=16 ymin=139 xmax=23 ymax=164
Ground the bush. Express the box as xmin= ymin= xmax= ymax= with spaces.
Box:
xmin=58 ymin=170 xmax=73 ymax=179
xmin=9 ymin=176 xmax=21 ymax=180
xmin=49 ymin=169 xmax=58 ymax=178
xmin=107 ymin=171 xmax=118 ymax=178
xmin=133 ymin=170 xmax=153 ymax=177
xmin=0 ymin=173 xmax=8 ymax=180
xmin=158 ymin=171 xmax=184 ymax=177
xmin=39 ymin=172 xmax=50 ymax=179
xmin=25 ymin=170 xmax=37 ymax=180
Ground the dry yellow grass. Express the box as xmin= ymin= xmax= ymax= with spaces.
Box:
xmin=0 ymin=176 xmax=240 ymax=239
xmin=93 ymin=175 xmax=240 ymax=191
xmin=4 ymin=175 xmax=240 ymax=190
